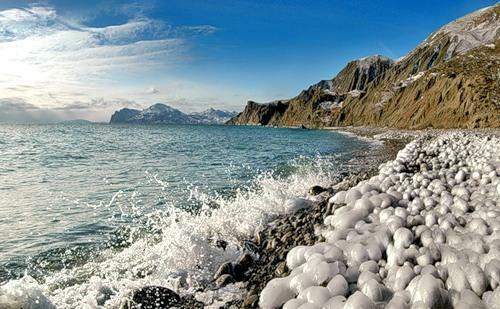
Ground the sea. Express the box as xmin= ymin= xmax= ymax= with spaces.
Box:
xmin=0 ymin=123 xmax=379 ymax=308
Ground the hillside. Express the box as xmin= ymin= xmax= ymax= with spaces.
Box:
xmin=228 ymin=4 xmax=500 ymax=129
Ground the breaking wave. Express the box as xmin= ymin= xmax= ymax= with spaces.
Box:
xmin=0 ymin=155 xmax=349 ymax=308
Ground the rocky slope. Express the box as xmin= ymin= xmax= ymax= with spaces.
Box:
xmin=110 ymin=103 xmax=237 ymax=125
xmin=228 ymin=4 xmax=500 ymax=129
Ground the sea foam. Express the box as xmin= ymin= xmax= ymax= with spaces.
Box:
xmin=0 ymin=156 xmax=345 ymax=308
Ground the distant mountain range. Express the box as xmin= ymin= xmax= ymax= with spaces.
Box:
xmin=229 ymin=4 xmax=500 ymax=129
xmin=110 ymin=103 xmax=237 ymax=125
xmin=59 ymin=119 xmax=94 ymax=124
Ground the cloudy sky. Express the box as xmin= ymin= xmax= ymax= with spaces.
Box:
xmin=0 ymin=0 xmax=495 ymax=123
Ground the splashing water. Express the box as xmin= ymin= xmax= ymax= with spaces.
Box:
xmin=0 ymin=124 xmax=377 ymax=307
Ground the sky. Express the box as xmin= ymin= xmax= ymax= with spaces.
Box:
xmin=0 ymin=0 xmax=496 ymax=123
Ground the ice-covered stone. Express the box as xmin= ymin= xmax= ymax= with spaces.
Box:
xmin=359 ymin=261 xmax=379 ymax=274
xmin=287 ymin=246 xmax=308 ymax=269
xmin=321 ymin=296 xmax=346 ymax=309
xmin=327 ymin=275 xmax=348 ymax=297
xmin=393 ymin=228 xmax=414 ymax=248
xmin=345 ymin=189 xmax=362 ymax=204
xmin=283 ymin=298 xmax=306 ymax=309
xmin=408 ymin=274 xmax=450 ymax=308
xmin=298 ymin=286 xmax=332 ymax=306
xmin=455 ymin=289 xmax=486 ymax=309
xmin=258 ymin=132 xmax=500 ymax=309
xmin=360 ymin=279 xmax=385 ymax=302
xmin=394 ymin=265 xmax=416 ymax=291
xmin=330 ymin=191 xmax=347 ymax=205
xmin=290 ymin=273 xmax=316 ymax=294
xmin=343 ymin=291 xmax=376 ymax=309
xmin=260 ymin=278 xmax=295 ymax=309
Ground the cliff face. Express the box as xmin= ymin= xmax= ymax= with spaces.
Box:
xmin=229 ymin=56 xmax=394 ymax=127
xmin=336 ymin=43 xmax=500 ymax=128
xmin=110 ymin=108 xmax=141 ymax=124
xmin=227 ymin=101 xmax=289 ymax=125
xmin=228 ymin=4 xmax=500 ymax=129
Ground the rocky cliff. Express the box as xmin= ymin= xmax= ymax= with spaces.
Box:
xmin=228 ymin=4 xmax=500 ymax=129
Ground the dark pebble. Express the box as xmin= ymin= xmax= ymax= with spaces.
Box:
xmin=213 ymin=262 xmax=232 ymax=280
xmin=238 ymin=253 xmax=254 ymax=269
xmin=309 ymin=185 xmax=327 ymax=195
xmin=216 ymin=239 xmax=228 ymax=250
xmin=243 ymin=294 xmax=259 ymax=307
xmin=275 ymin=262 xmax=287 ymax=276
xmin=216 ymin=274 xmax=236 ymax=287
xmin=232 ymin=263 xmax=246 ymax=281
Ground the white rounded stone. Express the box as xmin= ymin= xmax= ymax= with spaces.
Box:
xmin=260 ymin=278 xmax=295 ymax=309
xmin=343 ymin=291 xmax=376 ymax=309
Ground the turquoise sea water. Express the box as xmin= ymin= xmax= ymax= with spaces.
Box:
xmin=0 ymin=123 xmax=375 ymax=307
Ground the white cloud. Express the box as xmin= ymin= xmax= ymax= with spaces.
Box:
xmin=145 ymin=86 xmax=160 ymax=94
xmin=0 ymin=5 xmax=217 ymax=121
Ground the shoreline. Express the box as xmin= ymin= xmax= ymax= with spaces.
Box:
xmin=2 ymin=127 xmax=499 ymax=308
xmin=120 ymin=126 xmax=409 ymax=309
xmin=213 ymin=128 xmax=500 ymax=308
xmin=214 ymin=128 xmax=410 ymax=308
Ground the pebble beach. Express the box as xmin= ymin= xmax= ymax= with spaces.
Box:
xmin=215 ymin=129 xmax=500 ymax=309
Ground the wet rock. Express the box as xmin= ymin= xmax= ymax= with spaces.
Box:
xmin=309 ymin=185 xmax=328 ymax=195
xmin=122 ymin=286 xmax=203 ymax=309
xmin=96 ymin=285 xmax=115 ymax=306
xmin=213 ymin=262 xmax=233 ymax=280
xmin=275 ymin=262 xmax=288 ymax=276
xmin=281 ymin=231 xmax=293 ymax=243
xmin=238 ymin=253 xmax=254 ymax=269
xmin=216 ymin=239 xmax=228 ymax=250
xmin=266 ymin=238 xmax=280 ymax=250
xmin=232 ymin=263 xmax=247 ymax=281
xmin=216 ymin=274 xmax=236 ymax=287
xmin=242 ymin=294 xmax=259 ymax=307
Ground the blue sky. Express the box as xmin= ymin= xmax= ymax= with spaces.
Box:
xmin=0 ymin=0 xmax=496 ymax=122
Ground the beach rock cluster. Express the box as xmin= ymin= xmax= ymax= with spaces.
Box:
xmin=213 ymin=253 xmax=255 ymax=287
xmin=120 ymin=286 xmax=204 ymax=309
xmin=240 ymin=202 xmax=328 ymax=307
xmin=218 ymin=172 xmax=378 ymax=308
xmin=258 ymin=132 xmax=500 ymax=308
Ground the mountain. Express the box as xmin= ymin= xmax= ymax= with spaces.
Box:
xmin=189 ymin=108 xmax=238 ymax=124
xmin=59 ymin=119 xmax=94 ymax=124
xmin=228 ymin=4 xmax=500 ymax=129
xmin=109 ymin=103 xmax=236 ymax=125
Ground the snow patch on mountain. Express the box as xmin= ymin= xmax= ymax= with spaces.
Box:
xmin=422 ymin=3 xmax=499 ymax=60
xmin=109 ymin=104 xmax=237 ymax=125
xmin=189 ymin=108 xmax=238 ymax=124
xmin=356 ymin=55 xmax=394 ymax=71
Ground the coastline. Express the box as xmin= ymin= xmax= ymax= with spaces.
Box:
xmin=121 ymin=126 xmax=408 ymax=309
xmin=214 ymin=127 xmax=410 ymax=308
xmin=2 ymin=126 xmax=498 ymax=308
xmin=212 ymin=127 xmax=500 ymax=308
